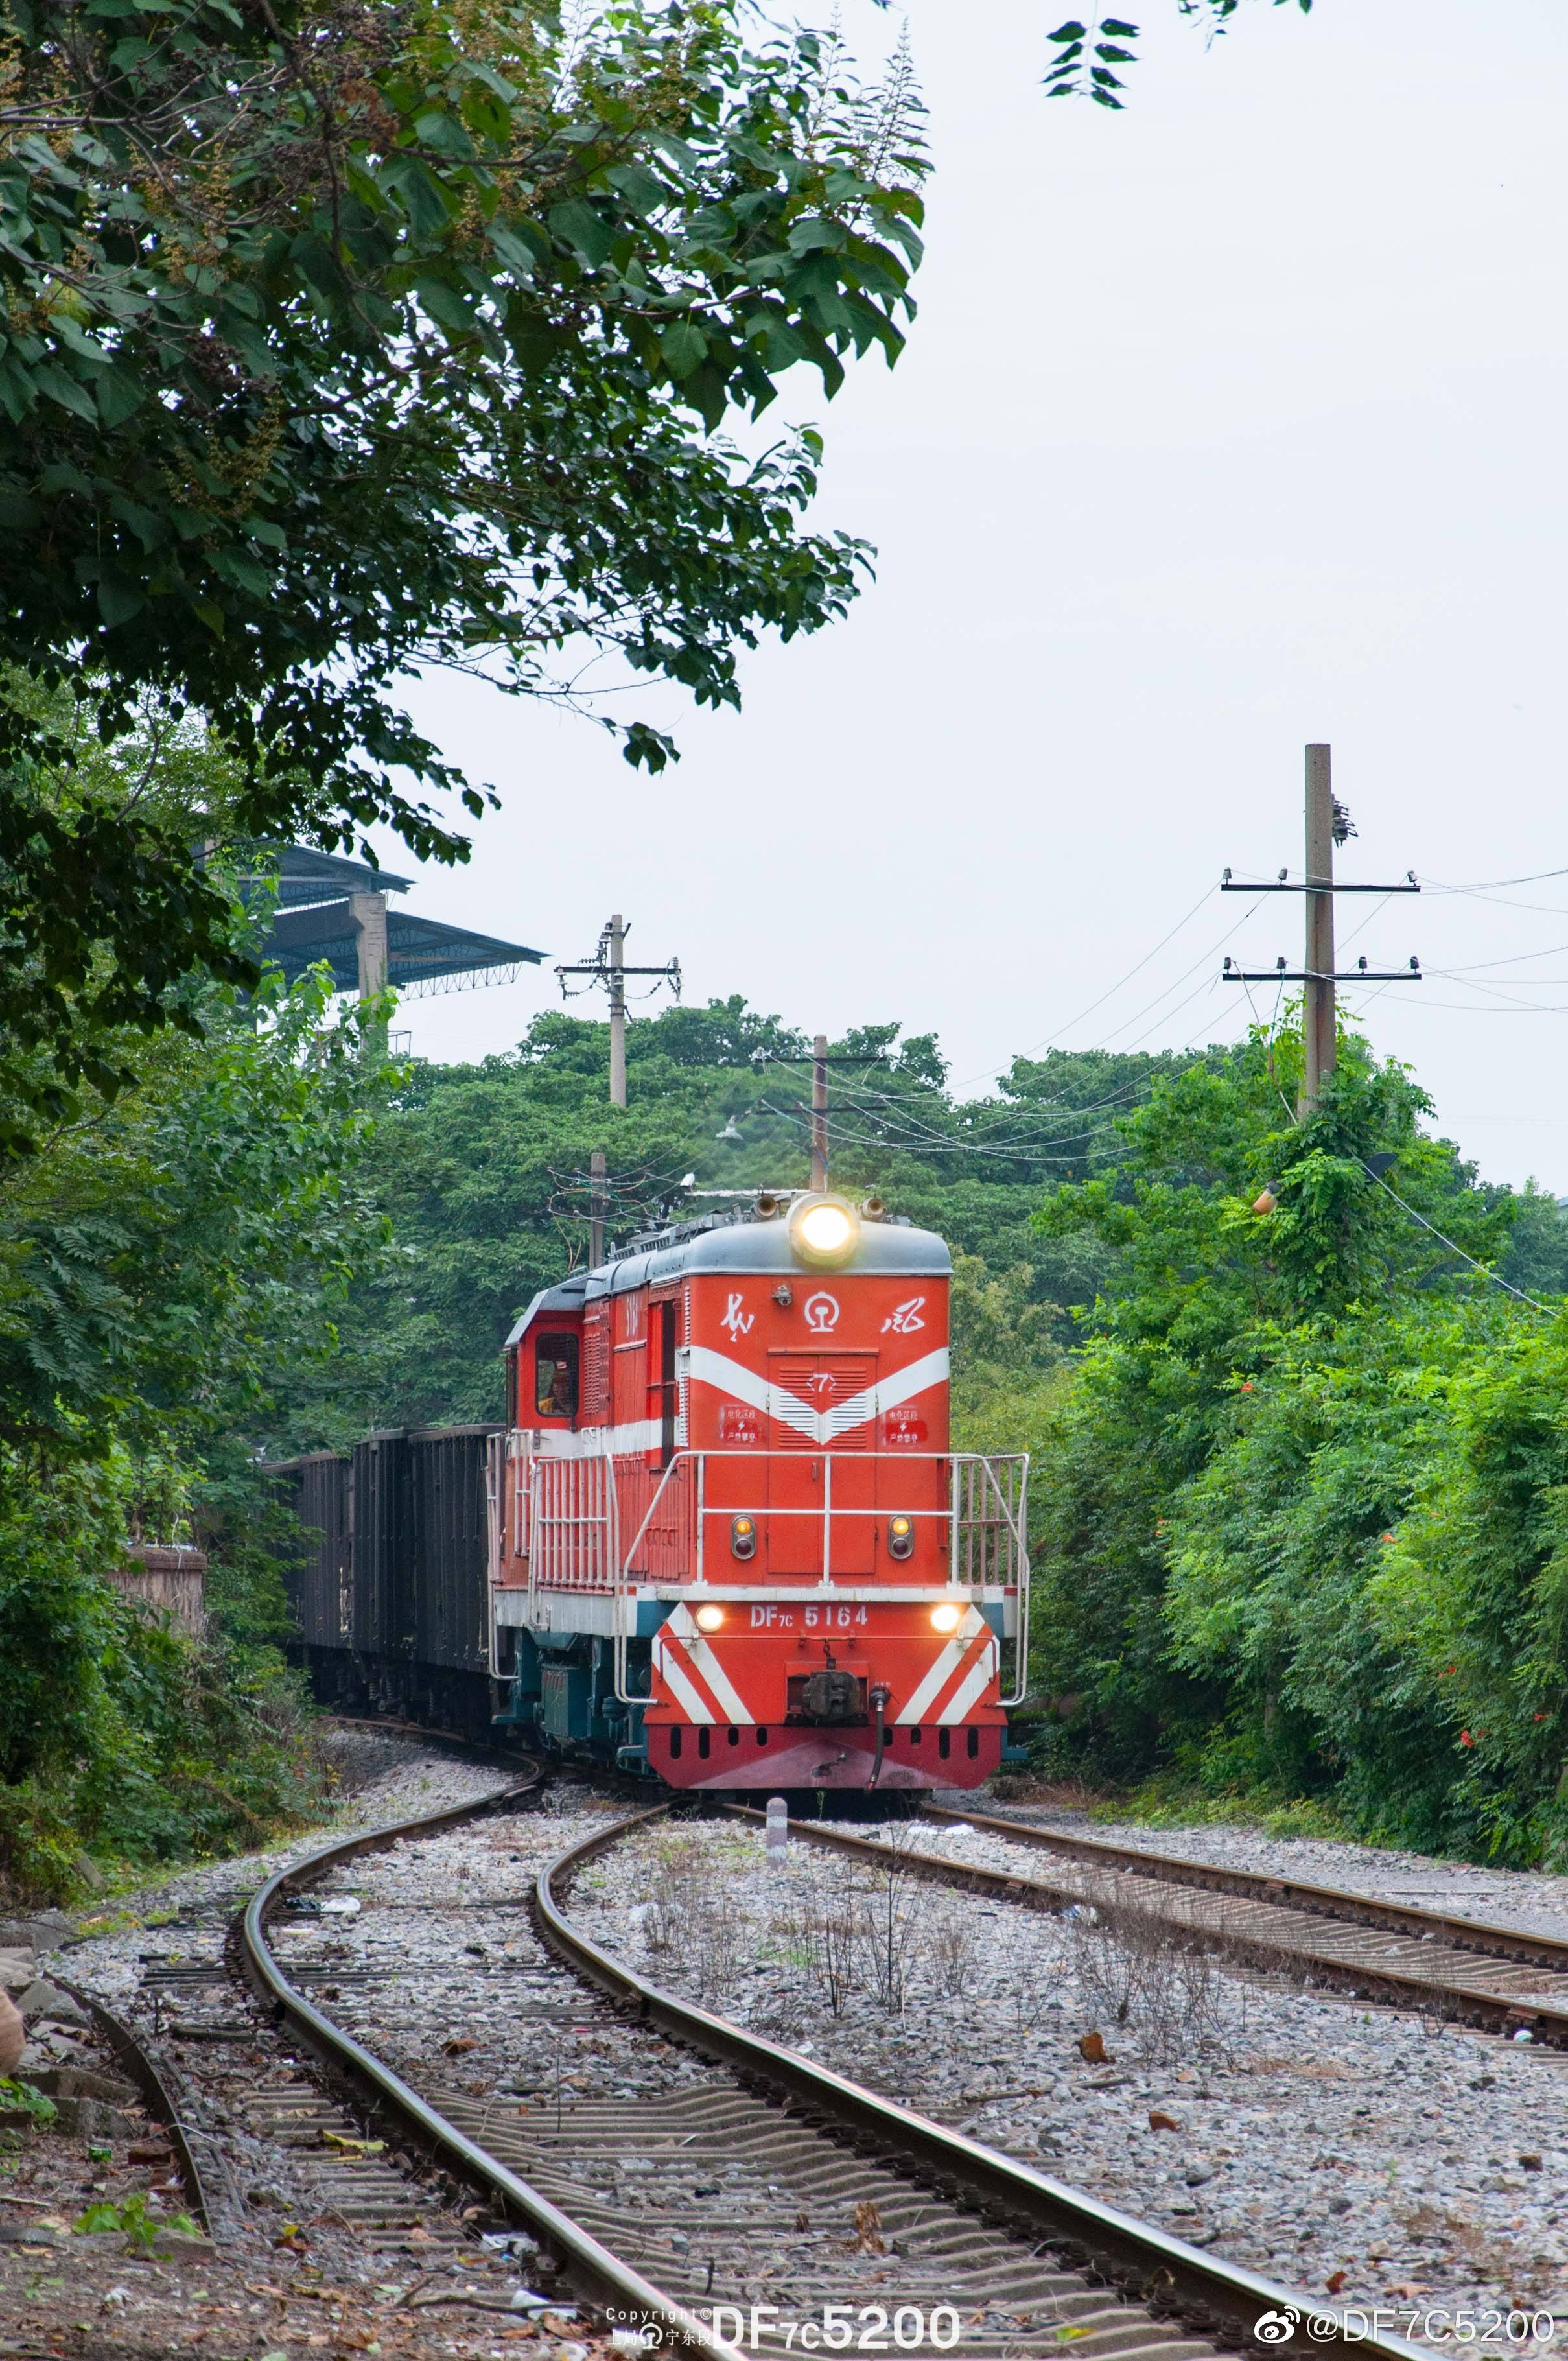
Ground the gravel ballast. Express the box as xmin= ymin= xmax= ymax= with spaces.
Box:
xmin=568 ymin=1811 xmax=1568 ymax=2351
xmin=1 ymin=1737 xmax=623 ymax=2361
xmin=991 ymin=1798 xmax=1568 ymax=1944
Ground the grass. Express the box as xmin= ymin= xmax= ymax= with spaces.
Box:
xmin=1094 ymin=1780 xmax=1355 ymax=1843
xmin=992 ymin=1768 xmax=1358 ymax=1845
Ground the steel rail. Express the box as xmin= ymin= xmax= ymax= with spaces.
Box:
xmin=714 ymin=1805 xmax=1568 ymax=2049
xmin=237 ymin=1776 xmax=741 ymax=2361
xmin=924 ymin=1803 xmax=1568 ymax=1974
xmin=51 ymin=1975 xmax=215 ymax=2235
xmin=535 ymin=1809 xmax=1424 ymax=2361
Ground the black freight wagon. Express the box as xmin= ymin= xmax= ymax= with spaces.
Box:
xmin=268 ymin=1424 xmax=500 ymax=1734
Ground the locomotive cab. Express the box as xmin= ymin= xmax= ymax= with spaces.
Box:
xmin=487 ymin=1193 xmax=1027 ymax=1791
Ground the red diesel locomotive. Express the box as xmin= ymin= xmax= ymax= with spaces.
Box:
xmin=487 ymin=1190 xmax=1028 ymax=1791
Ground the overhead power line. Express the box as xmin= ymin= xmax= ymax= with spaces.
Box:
xmin=1426 ymin=865 xmax=1568 ymax=892
xmin=1358 ymin=1164 xmax=1554 ymax=1316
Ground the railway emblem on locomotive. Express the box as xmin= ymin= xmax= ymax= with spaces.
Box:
xmin=722 ymin=1290 xmax=755 ymax=1339
xmin=882 ymin=1295 xmax=926 ymax=1334
xmin=802 ymin=1290 xmax=841 ymax=1333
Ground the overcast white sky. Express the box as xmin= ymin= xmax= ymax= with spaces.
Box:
xmin=366 ymin=0 xmax=1568 ymax=1189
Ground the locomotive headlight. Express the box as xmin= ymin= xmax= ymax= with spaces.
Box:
xmin=788 ymin=1192 xmax=860 ymax=1269
xmin=929 ymin=1601 xmax=963 ymax=1634
xmin=695 ymin=1603 xmax=726 ymax=1633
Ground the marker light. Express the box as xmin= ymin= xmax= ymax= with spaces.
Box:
xmin=729 ymin=1516 xmax=757 ymax=1562
xmin=930 ymin=1602 xmax=963 ymax=1634
xmin=887 ymin=1514 xmax=915 ymax=1563
xmin=695 ymin=1604 xmax=726 ymax=1633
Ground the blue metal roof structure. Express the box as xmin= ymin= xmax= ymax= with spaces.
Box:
xmin=240 ymin=845 xmax=546 ymax=996
xmin=234 ymin=844 xmax=417 ymax=910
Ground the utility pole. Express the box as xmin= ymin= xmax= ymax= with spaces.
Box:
xmin=810 ymin=1035 xmax=829 ymax=1191
xmin=747 ymin=1040 xmax=889 ymax=1190
xmin=1302 ymin=744 xmax=1337 ymax=1110
xmin=556 ymin=916 xmax=680 ymax=1107
xmin=607 ymin=914 xmax=627 ymax=1109
xmin=1222 ymin=744 xmax=1422 ymax=1116
xmin=589 ymin=1148 xmax=607 ymax=1268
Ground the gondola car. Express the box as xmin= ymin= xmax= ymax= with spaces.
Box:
xmin=488 ymin=1190 xmax=1028 ymax=1790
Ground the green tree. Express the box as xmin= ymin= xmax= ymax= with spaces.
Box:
xmin=0 ymin=0 xmax=925 ymax=1031
xmin=1044 ymin=3 xmax=1311 ymax=112
xmin=1024 ymin=1021 xmax=1517 ymax=1786
xmin=1155 ymin=1293 xmax=1568 ymax=1857
xmin=1496 ymin=1182 xmax=1568 ymax=1299
xmin=0 ymin=926 xmax=400 ymax=1896
xmin=346 ymin=1007 xmax=1195 ymax=1427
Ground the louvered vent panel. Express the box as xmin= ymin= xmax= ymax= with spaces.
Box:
xmin=582 ymin=1307 xmax=611 ymax=1423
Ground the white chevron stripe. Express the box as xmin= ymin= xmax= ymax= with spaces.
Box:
xmin=666 ymin=1604 xmax=753 ymax=1724
xmin=685 ymin=1345 xmax=949 ymax=1446
xmin=533 ymin=1419 xmax=661 ymax=1461
xmin=654 ymin=1640 xmax=715 ymax=1725
xmin=684 ymin=1349 xmax=805 ymax=1433
xmin=893 ymin=1606 xmax=988 ymax=1724
xmin=937 ymin=1637 xmax=998 ymax=1724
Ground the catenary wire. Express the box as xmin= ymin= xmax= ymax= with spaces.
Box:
xmin=1423 ymin=865 xmax=1568 ymax=893
xmin=1256 ymin=1059 xmax=1554 ymax=1315
xmin=1013 ymin=880 xmax=1221 ymax=1056
xmin=809 ymin=1072 xmax=1158 ymax=1150
xmin=1359 ymin=1168 xmax=1554 ymax=1314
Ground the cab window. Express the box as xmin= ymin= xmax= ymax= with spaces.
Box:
xmin=534 ymin=1334 xmax=579 ymax=1420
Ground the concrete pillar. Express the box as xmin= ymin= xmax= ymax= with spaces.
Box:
xmin=350 ymin=891 xmax=389 ymax=998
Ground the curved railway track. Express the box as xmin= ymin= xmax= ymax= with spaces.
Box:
xmin=237 ymin=1781 xmax=1424 ymax=2361
xmin=44 ymin=1975 xmax=218 ymax=2237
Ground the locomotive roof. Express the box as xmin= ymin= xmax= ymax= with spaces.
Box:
xmin=504 ymin=1211 xmax=951 ymax=1348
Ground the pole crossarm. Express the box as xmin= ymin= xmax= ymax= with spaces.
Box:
xmin=1223 ymin=970 xmax=1424 ymax=983
xmin=555 ymin=964 xmax=683 ymax=980
xmin=1223 ymin=958 xmax=1422 ymax=983
xmin=1221 ymin=876 xmax=1420 ymax=895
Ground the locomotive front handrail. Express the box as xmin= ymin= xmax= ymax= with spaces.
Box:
xmin=603 ymin=1448 xmax=1029 ymax=1708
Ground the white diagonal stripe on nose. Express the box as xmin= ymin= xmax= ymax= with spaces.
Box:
xmin=686 ymin=1344 xmax=950 ymax=1446
xmin=666 ymin=1606 xmax=753 ymax=1724
xmin=655 ymin=1639 xmax=716 ymax=1724
xmin=936 ymin=1636 xmax=998 ymax=1724
xmin=894 ymin=1606 xmax=987 ymax=1724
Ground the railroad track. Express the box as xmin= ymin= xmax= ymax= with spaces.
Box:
xmin=722 ymin=1805 xmax=1568 ymax=2048
xmin=893 ymin=1803 xmax=1568 ymax=2049
xmin=926 ymin=1807 xmax=1568 ymax=1977
xmin=43 ymin=1768 xmax=554 ymax=2309
xmin=239 ymin=1784 xmax=1423 ymax=2361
